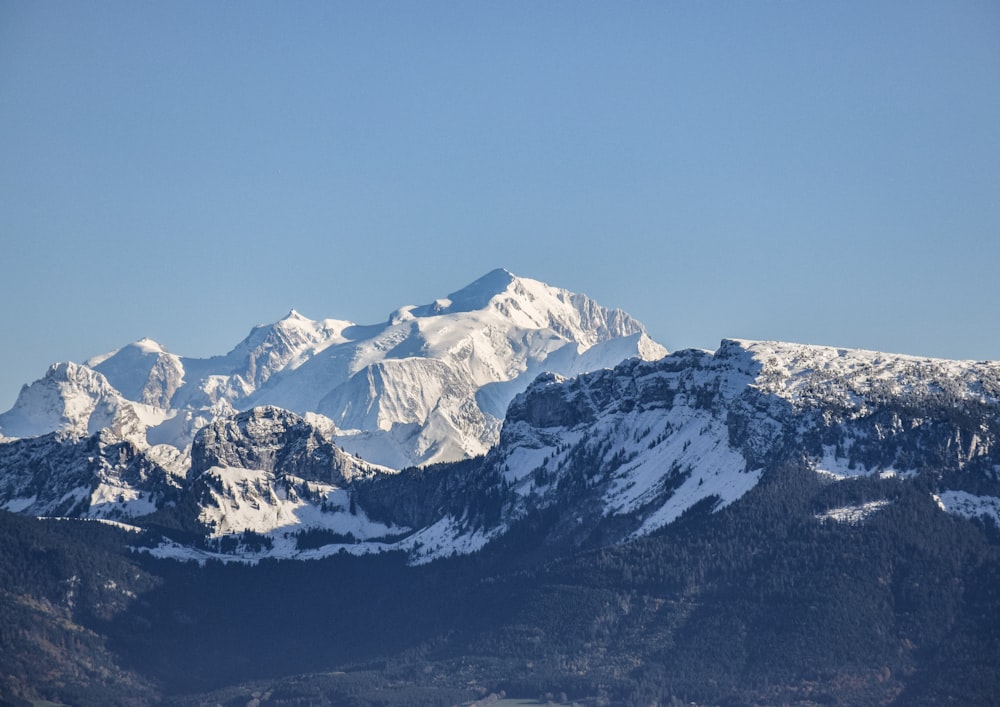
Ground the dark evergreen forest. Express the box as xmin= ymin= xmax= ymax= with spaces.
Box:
xmin=1 ymin=462 xmax=998 ymax=706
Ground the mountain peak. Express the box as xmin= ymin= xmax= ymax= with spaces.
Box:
xmin=133 ymin=337 xmax=167 ymax=353
xmin=272 ymin=309 xmax=319 ymax=333
xmin=85 ymin=338 xmax=169 ymax=369
xmin=0 ymin=361 xmax=126 ymax=439
xmin=443 ymin=268 xmax=517 ymax=313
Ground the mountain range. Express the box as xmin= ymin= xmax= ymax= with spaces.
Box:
xmin=1 ymin=270 xmax=997 ymax=565
xmin=0 ymin=269 xmax=663 ymax=465
xmin=1 ymin=270 xmax=998 ymax=705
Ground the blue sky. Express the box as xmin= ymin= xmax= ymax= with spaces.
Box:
xmin=1 ymin=1 xmax=998 ymax=409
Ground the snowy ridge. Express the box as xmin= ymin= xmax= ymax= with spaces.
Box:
xmin=0 ymin=270 xmax=670 ymax=561
xmin=142 ymin=338 xmax=997 ymax=561
xmin=137 ymin=407 xmax=501 ymax=564
xmin=451 ymin=338 xmax=1000 ymax=549
xmin=742 ymin=338 xmax=999 ymax=413
xmin=731 ymin=339 xmax=1000 ymax=479
xmin=934 ymin=491 xmax=1000 ymax=527
xmin=178 ymin=309 xmax=354 ymax=406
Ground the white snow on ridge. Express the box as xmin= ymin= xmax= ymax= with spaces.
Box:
xmin=737 ymin=339 xmax=1000 ymax=409
xmin=6 ymin=282 xmax=1000 ymax=566
xmin=87 ymin=338 xmax=182 ymax=408
xmin=0 ymin=361 xmax=174 ymax=445
xmin=244 ymin=270 xmax=665 ymax=467
xmin=589 ymin=403 xmax=761 ymax=536
xmin=0 ymin=362 xmax=116 ymax=439
xmin=602 ymin=411 xmax=742 ymax=515
xmin=933 ymin=491 xmax=1000 ymax=526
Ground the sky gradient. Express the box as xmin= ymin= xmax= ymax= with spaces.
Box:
xmin=1 ymin=1 xmax=999 ymax=409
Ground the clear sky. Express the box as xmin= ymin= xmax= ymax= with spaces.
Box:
xmin=1 ymin=1 xmax=998 ymax=409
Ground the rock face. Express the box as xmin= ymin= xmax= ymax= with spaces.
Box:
xmin=474 ymin=339 xmax=1000 ymax=548
xmin=484 ymin=346 xmax=764 ymax=544
xmin=183 ymin=407 xmax=402 ymax=543
xmin=0 ymin=430 xmax=182 ymax=520
xmin=191 ymin=406 xmax=376 ymax=486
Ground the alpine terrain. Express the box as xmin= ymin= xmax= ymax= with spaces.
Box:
xmin=0 ymin=270 xmax=998 ymax=706
xmin=0 ymin=269 xmax=667 ymax=558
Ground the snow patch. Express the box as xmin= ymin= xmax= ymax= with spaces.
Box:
xmin=197 ymin=465 xmax=405 ymax=539
xmin=401 ymin=515 xmax=503 ymax=565
xmin=933 ymin=491 xmax=1000 ymax=526
xmin=815 ymin=500 xmax=891 ymax=525
xmin=87 ymin=483 xmax=159 ymax=519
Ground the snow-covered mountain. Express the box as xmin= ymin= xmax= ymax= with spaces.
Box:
xmin=1 ymin=270 xmax=997 ymax=566
xmin=240 ymin=268 xmax=665 ymax=467
xmin=0 ymin=269 xmax=666 ymax=469
xmin=87 ymin=338 xmax=186 ymax=409
xmin=472 ymin=339 xmax=1000 ymax=547
xmin=161 ymin=337 xmax=995 ymax=565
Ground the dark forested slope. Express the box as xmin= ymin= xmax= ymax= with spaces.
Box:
xmin=2 ymin=458 xmax=997 ymax=706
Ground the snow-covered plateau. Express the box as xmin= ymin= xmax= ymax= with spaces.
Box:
xmin=1 ymin=271 xmax=998 ymax=564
